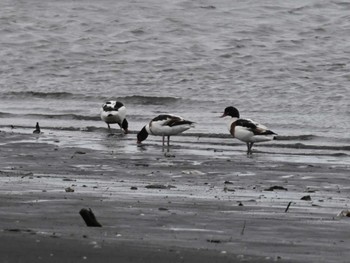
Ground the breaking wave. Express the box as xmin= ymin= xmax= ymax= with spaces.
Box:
xmin=2 ymin=92 xmax=184 ymax=106
xmin=0 ymin=111 xmax=99 ymax=121
xmin=119 ymin=95 xmax=182 ymax=105
xmin=2 ymin=91 xmax=78 ymax=100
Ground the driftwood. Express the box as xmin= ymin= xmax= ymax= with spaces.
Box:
xmin=79 ymin=208 xmax=102 ymax=227
xmin=264 ymin=185 xmax=288 ymax=191
xmin=33 ymin=122 xmax=41 ymax=134
xmin=285 ymin=201 xmax=292 ymax=213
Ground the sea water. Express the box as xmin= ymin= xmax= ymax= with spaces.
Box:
xmin=0 ymin=0 xmax=349 ymax=161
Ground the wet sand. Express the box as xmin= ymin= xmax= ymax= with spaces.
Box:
xmin=0 ymin=130 xmax=349 ymax=262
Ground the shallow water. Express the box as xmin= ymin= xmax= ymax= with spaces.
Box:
xmin=0 ymin=0 xmax=349 ymax=162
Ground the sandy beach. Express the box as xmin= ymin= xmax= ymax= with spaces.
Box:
xmin=1 ymin=0 xmax=350 ymax=262
xmin=0 ymin=129 xmax=349 ymax=263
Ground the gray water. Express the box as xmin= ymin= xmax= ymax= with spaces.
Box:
xmin=0 ymin=0 xmax=349 ymax=161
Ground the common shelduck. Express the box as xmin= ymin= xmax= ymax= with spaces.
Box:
xmin=100 ymin=101 xmax=128 ymax=133
xmin=220 ymin=106 xmax=277 ymax=154
xmin=137 ymin=114 xmax=194 ymax=146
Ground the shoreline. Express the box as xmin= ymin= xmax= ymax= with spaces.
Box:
xmin=0 ymin=130 xmax=349 ymax=262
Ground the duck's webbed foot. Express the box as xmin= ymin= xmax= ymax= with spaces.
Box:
xmin=246 ymin=142 xmax=254 ymax=155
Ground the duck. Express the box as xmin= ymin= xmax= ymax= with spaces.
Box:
xmin=100 ymin=101 xmax=128 ymax=133
xmin=137 ymin=114 xmax=195 ymax=146
xmin=220 ymin=106 xmax=277 ymax=155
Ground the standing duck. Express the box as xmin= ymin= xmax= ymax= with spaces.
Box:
xmin=100 ymin=101 xmax=128 ymax=133
xmin=137 ymin=114 xmax=194 ymax=146
xmin=220 ymin=106 xmax=276 ymax=154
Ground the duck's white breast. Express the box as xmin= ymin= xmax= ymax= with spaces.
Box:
xmin=100 ymin=106 xmax=126 ymax=124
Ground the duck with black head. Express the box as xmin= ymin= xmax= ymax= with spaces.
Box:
xmin=137 ymin=114 xmax=194 ymax=146
xmin=220 ymin=106 xmax=277 ymax=155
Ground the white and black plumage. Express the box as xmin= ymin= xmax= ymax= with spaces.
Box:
xmin=137 ymin=114 xmax=194 ymax=146
xmin=100 ymin=101 xmax=128 ymax=133
xmin=220 ymin=106 xmax=277 ymax=154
